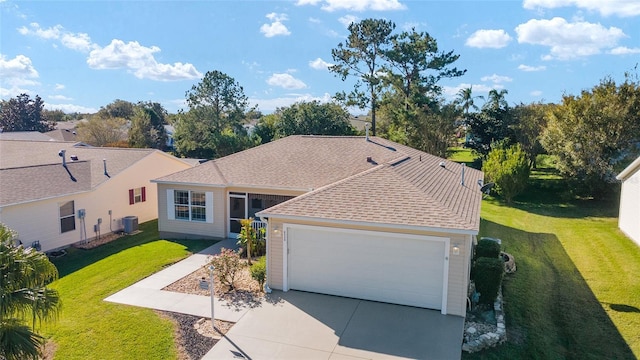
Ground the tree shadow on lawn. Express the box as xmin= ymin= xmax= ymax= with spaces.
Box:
xmin=489 ymin=173 xmax=620 ymax=219
xmin=52 ymin=220 xmax=218 ymax=278
xmin=464 ymin=219 xmax=635 ymax=360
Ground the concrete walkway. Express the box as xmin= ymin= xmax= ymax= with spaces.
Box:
xmin=104 ymin=238 xmax=251 ymax=322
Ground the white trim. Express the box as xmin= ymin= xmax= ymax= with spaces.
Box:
xmin=617 ymin=156 xmax=640 ymax=181
xmin=442 ymin=237 xmax=450 ymax=315
xmin=205 ymin=192 xmax=214 ymax=223
xmin=282 ymin=227 xmax=288 ymax=291
xmin=152 ymin=180 xmax=311 ymax=193
xmin=228 ymin=192 xmax=248 ymax=238
xmin=166 ymin=189 xmax=175 ymax=220
xmin=152 ymin=180 xmax=226 ymax=187
xmin=260 ymin=213 xmax=478 ymax=235
xmin=282 ymin=223 xmax=449 ymax=313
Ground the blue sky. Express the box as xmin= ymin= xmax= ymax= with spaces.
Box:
xmin=1 ymin=0 xmax=639 ymax=115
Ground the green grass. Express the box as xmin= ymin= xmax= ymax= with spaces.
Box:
xmin=448 ymin=146 xmax=478 ymax=167
xmin=463 ymin=165 xmax=640 ymax=359
xmin=44 ymin=220 xmax=217 ymax=360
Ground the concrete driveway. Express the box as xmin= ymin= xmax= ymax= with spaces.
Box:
xmin=203 ymin=290 xmax=464 ymax=360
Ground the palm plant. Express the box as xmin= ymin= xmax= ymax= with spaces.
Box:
xmin=0 ymin=223 xmax=61 ymax=360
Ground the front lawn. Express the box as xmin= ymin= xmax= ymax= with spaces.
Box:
xmin=464 ymin=168 xmax=640 ymax=359
xmin=44 ymin=220 xmax=217 ymax=359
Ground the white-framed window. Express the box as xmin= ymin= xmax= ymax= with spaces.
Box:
xmin=129 ymin=187 xmax=146 ymax=205
xmin=59 ymin=200 xmax=76 ymax=233
xmin=168 ymin=189 xmax=213 ymax=223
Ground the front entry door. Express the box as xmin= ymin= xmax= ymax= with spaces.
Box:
xmin=228 ymin=193 xmax=247 ymax=238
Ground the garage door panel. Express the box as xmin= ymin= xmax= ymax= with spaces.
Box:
xmin=287 ymin=227 xmax=445 ymax=310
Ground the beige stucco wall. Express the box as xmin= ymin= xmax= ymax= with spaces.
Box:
xmin=619 ymin=168 xmax=640 ymax=247
xmin=156 ymin=185 xmax=304 ymax=240
xmin=0 ymin=152 xmax=192 ymax=252
xmin=156 ymin=184 xmax=226 ymax=239
xmin=265 ymin=217 xmax=473 ymax=317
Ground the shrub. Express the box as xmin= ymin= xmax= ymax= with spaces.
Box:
xmin=250 ymin=256 xmax=267 ymax=291
xmin=209 ymin=248 xmax=242 ymax=290
xmin=482 ymin=142 xmax=530 ymax=203
xmin=237 ymin=218 xmax=266 ymax=264
xmin=475 ymin=238 xmax=501 ymax=259
xmin=473 ymin=257 xmax=504 ymax=304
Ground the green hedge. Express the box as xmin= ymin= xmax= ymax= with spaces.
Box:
xmin=473 ymin=257 xmax=504 ymax=304
xmin=476 ymin=238 xmax=501 ymax=259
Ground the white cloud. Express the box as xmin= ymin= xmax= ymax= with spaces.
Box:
xmin=309 ymin=57 xmax=333 ymax=70
xmin=87 ymin=39 xmax=202 ymax=81
xmin=250 ymin=92 xmax=333 ymax=113
xmin=338 ymin=15 xmax=359 ymax=27
xmin=49 ymin=94 xmax=73 ymax=101
xmin=61 ymin=32 xmax=96 ymax=52
xmin=17 ymin=23 xmax=62 ymax=39
xmin=515 ymin=17 xmax=626 ymax=60
xmin=523 ymin=0 xmax=640 ymax=17
xmin=518 ymin=64 xmax=547 ymax=71
xmin=55 ymin=83 xmax=65 ymax=90
xmin=297 ymin=0 xmax=406 ymax=12
xmin=466 ymin=29 xmax=512 ymax=48
xmin=45 ymin=103 xmax=97 ymax=114
xmin=530 ymin=90 xmax=543 ymax=97
xmin=309 ymin=17 xmax=322 ymax=24
xmin=481 ymin=74 xmax=513 ymax=83
xmin=0 ymin=54 xmax=40 ymax=97
xmin=609 ymin=46 xmax=640 ymax=55
xmin=261 ymin=13 xmax=291 ymax=38
xmin=267 ymin=73 xmax=307 ymax=89
xmin=0 ymin=54 xmax=39 ymax=81
xmin=18 ymin=23 xmax=96 ymax=53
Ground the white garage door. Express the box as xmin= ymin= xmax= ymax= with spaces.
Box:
xmin=286 ymin=226 xmax=448 ymax=310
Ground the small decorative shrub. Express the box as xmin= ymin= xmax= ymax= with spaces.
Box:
xmin=475 ymin=238 xmax=501 ymax=259
xmin=250 ymin=256 xmax=267 ymax=291
xmin=237 ymin=218 xmax=266 ymax=264
xmin=209 ymin=248 xmax=242 ymax=290
xmin=473 ymin=257 xmax=504 ymax=304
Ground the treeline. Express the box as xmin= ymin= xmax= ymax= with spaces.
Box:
xmin=1 ymin=18 xmax=638 ymax=200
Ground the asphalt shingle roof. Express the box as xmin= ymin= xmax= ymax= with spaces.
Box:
xmin=156 ymin=135 xmax=484 ymax=232
xmin=0 ymin=140 xmax=161 ymax=206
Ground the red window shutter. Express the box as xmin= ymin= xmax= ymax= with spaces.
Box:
xmin=129 ymin=189 xmax=134 ymax=205
xmin=141 ymin=187 xmax=146 ymax=202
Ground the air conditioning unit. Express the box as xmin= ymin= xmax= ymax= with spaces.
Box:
xmin=122 ymin=216 xmax=138 ymax=234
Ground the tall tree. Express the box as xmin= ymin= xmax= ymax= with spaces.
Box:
xmin=541 ymin=76 xmax=640 ymax=197
xmin=0 ymin=94 xmax=54 ymax=132
xmin=276 ymin=101 xmax=355 ymax=138
xmin=511 ymin=102 xmax=548 ymax=168
xmin=128 ymin=102 xmax=168 ymax=149
xmin=97 ymin=99 xmax=135 ymax=120
xmin=174 ymin=70 xmax=251 ymax=158
xmin=330 ymin=18 xmax=395 ymax=136
xmin=0 ymin=223 xmax=61 ymax=360
xmin=383 ymin=29 xmax=465 ymax=109
xmin=76 ymin=115 xmax=128 ymax=147
xmin=455 ymin=86 xmax=483 ymax=115
xmin=466 ymin=89 xmax=514 ymax=156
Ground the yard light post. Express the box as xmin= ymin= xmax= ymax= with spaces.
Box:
xmin=209 ymin=265 xmax=215 ymax=331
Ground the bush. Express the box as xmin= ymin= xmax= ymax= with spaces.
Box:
xmin=209 ymin=248 xmax=242 ymax=290
xmin=482 ymin=143 xmax=530 ymax=203
xmin=473 ymin=257 xmax=504 ymax=304
xmin=250 ymin=256 xmax=266 ymax=291
xmin=475 ymin=238 xmax=501 ymax=259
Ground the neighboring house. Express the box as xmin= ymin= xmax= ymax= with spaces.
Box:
xmin=45 ymin=128 xmax=78 ymax=142
xmin=153 ymin=135 xmax=483 ymax=317
xmin=617 ymin=156 xmax=640 ymax=247
xmin=0 ymin=139 xmax=193 ymax=252
xmin=164 ymin=125 xmax=175 ymax=150
xmin=0 ymin=131 xmax=55 ymax=141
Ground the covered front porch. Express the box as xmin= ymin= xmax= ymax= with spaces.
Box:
xmin=227 ymin=192 xmax=293 ymax=238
